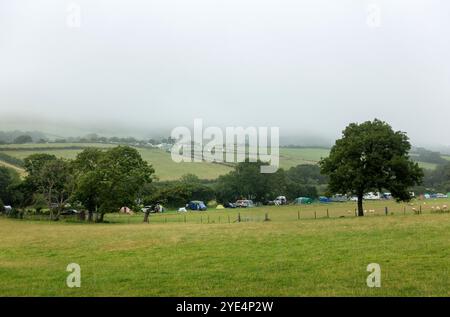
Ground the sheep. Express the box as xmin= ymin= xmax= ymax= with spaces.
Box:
xmin=369 ymin=209 xmax=375 ymax=214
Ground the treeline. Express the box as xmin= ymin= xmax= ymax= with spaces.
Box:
xmin=0 ymin=130 xmax=175 ymax=147
xmin=420 ymin=162 xmax=450 ymax=193
xmin=411 ymin=147 xmax=448 ymax=165
xmin=0 ymin=145 xmax=327 ymax=221
xmin=144 ymin=163 xmax=326 ymax=207
xmin=0 ymin=146 xmax=154 ymax=222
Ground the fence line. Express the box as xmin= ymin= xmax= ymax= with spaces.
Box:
xmin=2 ymin=203 xmax=449 ymax=225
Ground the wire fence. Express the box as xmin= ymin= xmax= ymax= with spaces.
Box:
xmin=2 ymin=201 xmax=449 ymax=224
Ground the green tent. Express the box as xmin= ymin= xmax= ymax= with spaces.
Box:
xmin=294 ymin=197 xmax=313 ymax=205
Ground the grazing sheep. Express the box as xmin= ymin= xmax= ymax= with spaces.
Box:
xmin=369 ymin=209 xmax=375 ymax=214
xmin=443 ymin=205 xmax=448 ymax=210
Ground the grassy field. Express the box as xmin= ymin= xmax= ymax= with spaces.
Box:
xmin=0 ymin=143 xmax=233 ymax=181
xmin=0 ymin=200 xmax=449 ymax=297
xmin=0 ymin=143 xmax=444 ymax=180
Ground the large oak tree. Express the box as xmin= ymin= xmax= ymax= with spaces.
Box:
xmin=319 ymin=119 xmax=423 ymax=216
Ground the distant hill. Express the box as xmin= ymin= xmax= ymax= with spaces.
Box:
xmin=0 ymin=130 xmax=48 ymax=143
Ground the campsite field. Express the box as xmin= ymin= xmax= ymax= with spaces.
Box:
xmin=0 ymin=143 xmax=441 ymax=180
xmin=0 ymin=200 xmax=449 ymax=297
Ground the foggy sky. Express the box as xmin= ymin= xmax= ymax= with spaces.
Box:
xmin=1 ymin=0 xmax=449 ymax=147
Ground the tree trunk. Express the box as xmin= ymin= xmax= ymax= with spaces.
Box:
xmin=88 ymin=211 xmax=93 ymax=222
xmin=357 ymin=193 xmax=364 ymax=217
xmin=143 ymin=211 xmax=150 ymax=223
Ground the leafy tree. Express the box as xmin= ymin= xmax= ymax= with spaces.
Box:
xmin=72 ymin=148 xmax=105 ymax=221
xmin=422 ymin=162 xmax=450 ymax=193
xmin=0 ymin=166 xmax=21 ymax=205
xmin=13 ymin=135 xmax=33 ymax=144
xmin=179 ymin=173 xmax=202 ymax=185
xmin=284 ymin=182 xmax=318 ymax=200
xmin=145 ymin=176 xmax=215 ymax=208
xmin=215 ymin=161 xmax=287 ymax=203
xmin=0 ymin=166 xmax=13 ymax=203
xmin=73 ymin=146 xmax=154 ymax=222
xmin=34 ymin=159 xmax=75 ymax=220
xmin=319 ymin=119 xmax=423 ymax=216
xmin=286 ymin=164 xmax=327 ymax=185
xmin=413 ymin=147 xmax=446 ymax=165
xmin=23 ymin=153 xmax=58 ymax=184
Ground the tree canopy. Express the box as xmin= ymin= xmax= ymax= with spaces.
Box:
xmin=319 ymin=119 xmax=423 ymax=216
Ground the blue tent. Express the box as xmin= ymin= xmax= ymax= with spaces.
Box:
xmin=319 ymin=196 xmax=331 ymax=203
xmin=187 ymin=201 xmax=207 ymax=211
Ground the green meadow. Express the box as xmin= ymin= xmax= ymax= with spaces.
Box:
xmin=1 ymin=200 xmax=449 ymax=296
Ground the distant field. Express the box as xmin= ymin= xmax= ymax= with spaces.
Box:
xmin=0 ymin=200 xmax=449 ymax=296
xmin=0 ymin=143 xmax=444 ymax=180
xmin=0 ymin=160 xmax=26 ymax=177
xmin=279 ymin=147 xmax=329 ymax=169
xmin=0 ymin=143 xmax=232 ymax=181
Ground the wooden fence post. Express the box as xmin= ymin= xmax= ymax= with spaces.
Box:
xmin=385 ymin=207 xmax=388 ymax=216
xmin=326 ymin=209 xmax=329 ymax=218
xmin=314 ymin=211 xmax=317 ymax=219
xmin=238 ymin=213 xmax=241 ymax=223
xmin=298 ymin=210 xmax=300 ymax=220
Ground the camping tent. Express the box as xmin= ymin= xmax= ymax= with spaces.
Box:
xmin=216 ymin=204 xmax=225 ymax=210
xmin=294 ymin=197 xmax=313 ymax=205
xmin=119 ymin=206 xmax=133 ymax=215
xmin=187 ymin=201 xmax=207 ymax=211
xmin=319 ymin=196 xmax=331 ymax=203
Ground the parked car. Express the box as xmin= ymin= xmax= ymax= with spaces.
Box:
xmin=330 ymin=194 xmax=348 ymax=202
xmin=186 ymin=201 xmax=207 ymax=211
xmin=235 ymin=200 xmax=254 ymax=208
xmin=364 ymin=192 xmax=381 ymax=200
xmin=223 ymin=202 xmax=237 ymax=208
xmin=273 ymin=196 xmax=287 ymax=205
xmin=60 ymin=209 xmax=79 ymax=215
xmin=2 ymin=205 xmax=13 ymax=214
